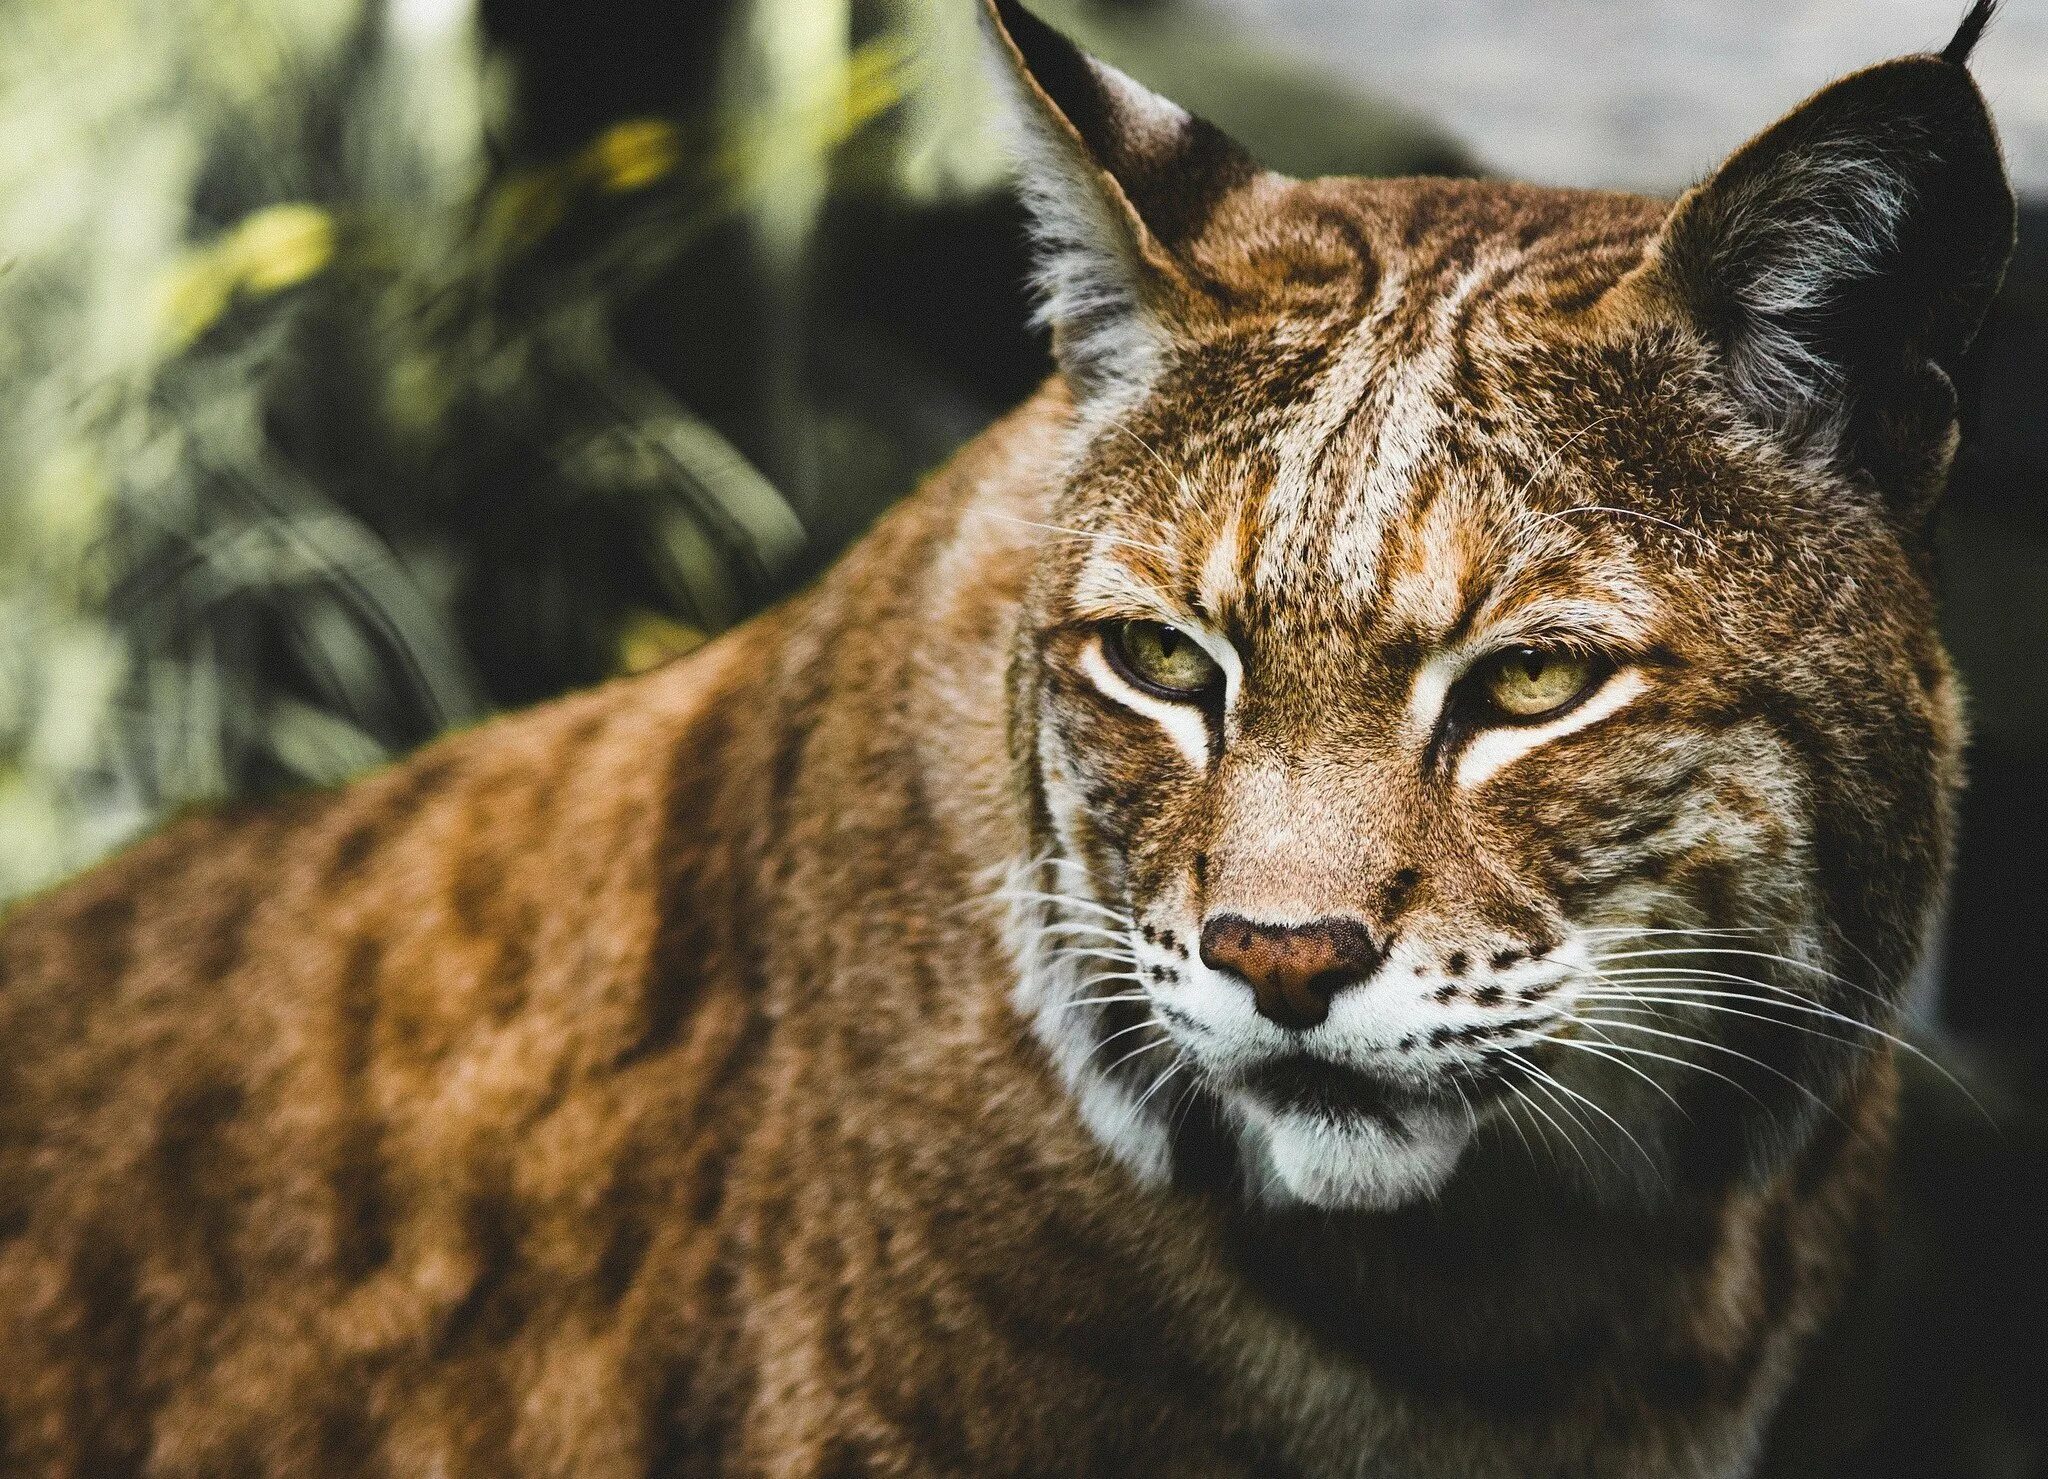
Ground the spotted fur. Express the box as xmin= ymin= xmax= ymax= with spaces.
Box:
xmin=0 ymin=2 xmax=2014 ymax=1475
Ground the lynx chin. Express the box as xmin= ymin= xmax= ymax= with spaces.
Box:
xmin=0 ymin=2 xmax=2014 ymax=1475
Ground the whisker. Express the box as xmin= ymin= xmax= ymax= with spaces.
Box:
xmin=993 ymin=890 xmax=1135 ymax=924
xmin=1583 ymin=975 xmax=1881 ymax=1021
xmin=1035 ymin=856 xmax=1097 ymax=876
xmin=1578 ymin=926 xmax=1773 ymax=949
xmin=1579 ymin=990 xmax=1869 ymax=1056
xmin=1511 ymin=412 xmax=1620 ymax=504
xmin=1591 ymin=945 xmax=1863 ymax=993
xmin=1551 ymin=1024 xmax=1690 ymax=1117
xmin=1446 ymin=1076 xmax=1482 ymax=1139
xmin=1584 ymin=957 xmax=1893 ymax=1024
xmin=1574 ymin=979 xmax=1985 ymax=1113
xmin=1048 ymin=992 xmax=1149 ymax=1014
xmin=1034 ymin=921 xmax=1134 ymax=944
xmin=1502 ymin=1052 xmax=1618 ymax=1178
xmin=1132 ymin=1054 xmax=1190 ymax=1116
xmin=1503 ymin=1049 xmax=1658 ymax=1176
xmin=1490 ymin=1080 xmax=1545 ymax=1175
xmin=1546 ymin=1034 xmax=1777 ymax=1119
xmin=1592 ymin=944 xmax=1902 ymax=1022
xmin=1580 ymin=925 xmax=1770 ymax=937
xmin=1102 ymin=1035 xmax=1174 ymax=1077
xmin=1099 ymin=417 xmax=1188 ymax=494
xmin=1523 ymin=503 xmax=1712 ymax=546
xmin=976 ymin=510 xmax=1178 ymax=559
xmin=1569 ymin=1015 xmax=1850 ymax=1130
xmin=1046 ymin=946 xmax=1138 ymax=965
xmin=1087 ymin=1016 xmax=1164 ymax=1058
xmin=1498 ymin=1078 xmax=1572 ymax=1178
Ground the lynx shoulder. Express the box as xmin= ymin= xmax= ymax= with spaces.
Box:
xmin=0 ymin=2 xmax=2014 ymax=1475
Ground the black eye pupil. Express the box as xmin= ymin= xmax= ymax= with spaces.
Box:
xmin=1517 ymin=651 xmax=1543 ymax=680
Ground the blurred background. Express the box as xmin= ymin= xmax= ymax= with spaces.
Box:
xmin=0 ymin=0 xmax=2042 ymax=1464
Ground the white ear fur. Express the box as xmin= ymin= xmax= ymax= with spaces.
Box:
xmin=1646 ymin=43 xmax=2015 ymax=483
xmin=1647 ymin=53 xmax=2013 ymax=486
xmin=1686 ymin=137 xmax=1925 ymax=446
xmin=990 ymin=52 xmax=1183 ymax=408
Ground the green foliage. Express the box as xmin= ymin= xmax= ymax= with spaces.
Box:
xmin=0 ymin=0 xmax=984 ymax=902
xmin=0 ymin=0 xmax=1463 ymax=903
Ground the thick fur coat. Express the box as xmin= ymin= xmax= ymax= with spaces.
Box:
xmin=0 ymin=3 xmax=2014 ymax=1474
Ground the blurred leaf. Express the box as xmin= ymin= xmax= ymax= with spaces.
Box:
xmin=618 ymin=609 xmax=708 ymax=673
xmin=265 ymin=694 xmax=390 ymax=786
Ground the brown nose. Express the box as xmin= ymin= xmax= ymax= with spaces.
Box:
xmin=1199 ymin=914 xmax=1381 ymax=1031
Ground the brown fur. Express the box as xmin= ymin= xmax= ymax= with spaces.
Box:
xmin=0 ymin=4 xmax=2014 ymax=1474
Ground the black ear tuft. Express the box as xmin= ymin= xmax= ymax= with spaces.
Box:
xmin=980 ymin=0 xmax=1260 ymax=406
xmin=1644 ymin=52 xmax=2015 ymax=514
xmin=1942 ymin=0 xmax=1998 ymax=66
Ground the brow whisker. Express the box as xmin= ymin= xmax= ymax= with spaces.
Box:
xmin=1512 ymin=412 xmax=1620 ymax=503
xmin=1524 ymin=503 xmax=1713 ymax=546
xmin=976 ymin=510 xmax=1178 ymax=559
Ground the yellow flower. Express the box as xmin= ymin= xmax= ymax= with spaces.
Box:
xmin=588 ymin=119 xmax=680 ymax=194
xmin=617 ymin=609 xmax=707 ymax=673
xmin=485 ymin=169 xmax=568 ymax=249
xmin=156 ymin=203 xmax=336 ymax=349
xmin=228 ymin=204 xmax=336 ymax=295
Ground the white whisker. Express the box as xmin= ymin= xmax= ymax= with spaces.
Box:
xmin=977 ymin=510 xmax=1178 ymax=559
xmin=1546 ymin=1035 xmax=1776 ymax=1120
xmin=1551 ymin=1023 xmax=1689 ymax=1116
xmin=993 ymin=889 xmax=1135 ymax=924
xmin=1569 ymin=1015 xmax=1848 ymax=1128
xmin=1575 ymin=977 xmax=1984 ymax=1113
xmin=1046 ymin=945 xmax=1138 ymax=965
xmin=1102 ymin=1035 xmax=1174 ymax=1077
xmin=1049 ymin=992 xmax=1149 ymax=1014
xmin=1035 ymin=921 xmax=1134 ymax=944
xmin=1132 ymin=1054 xmax=1189 ymax=1116
xmin=1501 ymin=1052 xmax=1614 ymax=1179
xmin=1524 ymin=503 xmax=1712 ymax=546
xmin=1503 ymin=1049 xmax=1657 ymax=1176
xmin=1088 ymin=1017 xmax=1167 ymax=1067
xmin=1498 ymin=1078 xmax=1571 ymax=1177
xmin=1512 ymin=412 xmax=1619 ymax=503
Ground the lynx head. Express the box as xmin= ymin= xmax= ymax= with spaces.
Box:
xmin=988 ymin=0 xmax=2013 ymax=1211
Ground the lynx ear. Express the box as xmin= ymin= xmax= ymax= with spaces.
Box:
xmin=981 ymin=0 xmax=1259 ymax=405
xmin=1642 ymin=5 xmax=2014 ymax=513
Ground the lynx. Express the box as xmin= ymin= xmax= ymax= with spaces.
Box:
xmin=0 ymin=2 xmax=2015 ymax=1474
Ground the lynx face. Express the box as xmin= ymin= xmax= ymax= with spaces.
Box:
xmin=990 ymin=2 xmax=2010 ymax=1209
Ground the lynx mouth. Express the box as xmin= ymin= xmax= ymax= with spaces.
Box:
xmin=1239 ymin=1054 xmax=1464 ymax=1127
xmin=1235 ymin=1052 xmax=1517 ymax=1128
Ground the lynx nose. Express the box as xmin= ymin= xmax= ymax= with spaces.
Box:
xmin=1199 ymin=914 xmax=1382 ymax=1031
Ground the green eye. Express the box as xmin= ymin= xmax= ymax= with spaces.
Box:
xmin=1105 ymin=619 xmax=1221 ymax=700
xmin=1477 ymin=647 xmax=1602 ymax=721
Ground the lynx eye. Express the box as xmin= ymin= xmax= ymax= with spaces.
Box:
xmin=1104 ymin=619 xmax=1221 ymax=701
xmin=1475 ymin=647 xmax=1604 ymax=722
